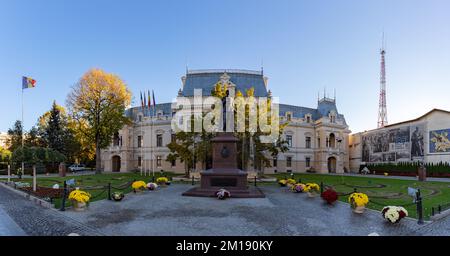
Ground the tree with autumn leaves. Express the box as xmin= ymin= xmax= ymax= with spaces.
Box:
xmin=67 ymin=69 xmax=132 ymax=173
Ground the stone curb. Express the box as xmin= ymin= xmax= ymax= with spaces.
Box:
xmin=0 ymin=181 xmax=54 ymax=209
xmin=430 ymin=209 xmax=450 ymax=221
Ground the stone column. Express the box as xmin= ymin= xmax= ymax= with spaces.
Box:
xmin=59 ymin=162 xmax=66 ymax=177
xmin=7 ymin=164 xmax=10 ymax=182
xmin=33 ymin=165 xmax=37 ymax=192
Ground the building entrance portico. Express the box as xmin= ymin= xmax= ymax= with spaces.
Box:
xmin=112 ymin=156 xmax=121 ymax=172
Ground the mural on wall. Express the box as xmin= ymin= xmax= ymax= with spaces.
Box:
xmin=362 ymin=124 xmax=425 ymax=163
xmin=410 ymin=124 xmax=425 ymax=160
xmin=429 ymin=129 xmax=450 ymax=153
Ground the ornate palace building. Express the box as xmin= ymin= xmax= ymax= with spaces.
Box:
xmin=101 ymin=69 xmax=351 ymax=175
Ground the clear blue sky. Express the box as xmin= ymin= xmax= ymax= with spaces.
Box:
xmin=1 ymin=0 xmax=449 ymax=133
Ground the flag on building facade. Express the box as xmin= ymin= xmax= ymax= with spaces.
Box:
xmin=147 ymin=90 xmax=151 ymax=109
xmin=140 ymin=91 xmax=144 ymax=108
xmin=143 ymin=91 xmax=147 ymax=107
xmin=152 ymin=90 xmax=156 ymax=107
xmin=22 ymin=76 xmax=36 ymax=89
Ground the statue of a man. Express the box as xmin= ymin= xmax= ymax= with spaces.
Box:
xmin=222 ymin=90 xmax=229 ymax=132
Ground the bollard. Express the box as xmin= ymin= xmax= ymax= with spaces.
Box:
xmin=353 ymin=188 xmax=357 ymax=193
xmin=152 ymin=175 xmax=155 ymax=183
xmin=438 ymin=205 xmax=442 ymax=214
xmin=7 ymin=165 xmax=10 ymax=183
xmin=416 ymin=189 xmax=424 ymax=224
xmin=60 ymin=181 xmax=67 ymax=211
xmin=254 ymin=176 xmax=257 ymax=187
xmin=192 ymin=175 xmax=194 ymax=186
xmin=320 ymin=181 xmax=323 ymax=194
xmin=107 ymin=183 xmax=112 ymax=200
xmin=298 ymin=178 xmax=301 ymax=184
xmin=431 ymin=207 xmax=435 ymax=216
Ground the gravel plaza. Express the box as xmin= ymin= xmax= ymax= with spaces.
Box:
xmin=60 ymin=184 xmax=443 ymax=236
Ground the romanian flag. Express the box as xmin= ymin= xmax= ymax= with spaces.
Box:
xmin=22 ymin=76 xmax=36 ymax=89
xmin=140 ymin=91 xmax=144 ymax=108
xmin=147 ymin=90 xmax=151 ymax=109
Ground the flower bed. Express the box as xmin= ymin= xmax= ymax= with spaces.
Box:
xmin=20 ymin=186 xmax=65 ymax=199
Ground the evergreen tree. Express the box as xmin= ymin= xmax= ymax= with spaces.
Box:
xmin=42 ymin=101 xmax=65 ymax=153
xmin=25 ymin=126 xmax=44 ymax=147
xmin=7 ymin=120 xmax=23 ymax=152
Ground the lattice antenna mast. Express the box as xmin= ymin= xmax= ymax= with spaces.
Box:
xmin=377 ymin=33 xmax=388 ymax=128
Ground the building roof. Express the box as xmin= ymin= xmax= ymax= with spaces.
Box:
xmin=181 ymin=69 xmax=268 ymax=97
xmin=353 ymin=108 xmax=450 ymax=135
xmin=126 ymin=103 xmax=173 ymax=119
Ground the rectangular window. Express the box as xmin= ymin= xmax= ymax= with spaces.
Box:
xmin=305 ymin=136 xmax=311 ymax=149
xmin=286 ymin=156 xmax=292 ymax=168
xmin=171 ymin=159 xmax=176 ymax=167
xmin=305 ymin=157 xmax=311 ymax=168
xmin=138 ymin=156 xmax=142 ymax=167
xmin=306 ymin=116 xmax=311 ymax=123
xmin=138 ymin=115 xmax=142 ymax=122
xmin=286 ymin=135 xmax=293 ymax=148
xmin=157 ymin=134 xmax=163 ymax=147
xmin=273 ymin=157 xmax=277 ymax=167
xmin=156 ymin=156 xmax=162 ymax=167
xmin=287 ymin=113 xmax=292 ymax=121
xmin=137 ymin=136 xmax=142 ymax=148
xmin=171 ymin=134 xmax=176 ymax=143
xmin=318 ymin=138 xmax=320 ymax=148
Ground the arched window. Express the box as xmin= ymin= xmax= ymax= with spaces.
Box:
xmin=329 ymin=133 xmax=336 ymax=148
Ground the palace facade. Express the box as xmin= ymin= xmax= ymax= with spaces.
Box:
xmin=101 ymin=69 xmax=351 ymax=175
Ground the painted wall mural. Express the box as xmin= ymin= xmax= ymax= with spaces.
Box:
xmin=361 ymin=123 xmax=425 ymax=163
xmin=429 ymin=129 xmax=450 ymax=153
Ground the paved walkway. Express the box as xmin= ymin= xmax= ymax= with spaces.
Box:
xmin=0 ymin=185 xmax=103 ymax=236
xmin=0 ymin=206 xmax=26 ymax=236
xmin=62 ymin=184 xmax=448 ymax=236
xmin=0 ymin=170 xmax=96 ymax=180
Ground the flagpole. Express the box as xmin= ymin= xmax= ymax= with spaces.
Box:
xmin=21 ymin=86 xmax=24 ymax=178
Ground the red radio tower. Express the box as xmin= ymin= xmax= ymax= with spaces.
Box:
xmin=377 ymin=35 xmax=388 ymax=128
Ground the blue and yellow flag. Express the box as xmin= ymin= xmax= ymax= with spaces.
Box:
xmin=22 ymin=76 xmax=36 ymax=89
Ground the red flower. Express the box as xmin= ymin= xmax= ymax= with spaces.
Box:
xmin=321 ymin=188 xmax=338 ymax=204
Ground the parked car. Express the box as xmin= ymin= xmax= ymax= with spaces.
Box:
xmin=68 ymin=164 xmax=86 ymax=172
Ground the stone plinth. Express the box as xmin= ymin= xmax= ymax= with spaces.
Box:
xmin=183 ymin=133 xmax=265 ymax=198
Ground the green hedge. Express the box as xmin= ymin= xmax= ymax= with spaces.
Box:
xmin=367 ymin=161 xmax=450 ymax=175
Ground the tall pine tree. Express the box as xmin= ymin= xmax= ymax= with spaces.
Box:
xmin=43 ymin=101 xmax=65 ymax=153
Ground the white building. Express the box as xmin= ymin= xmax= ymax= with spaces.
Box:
xmin=349 ymin=109 xmax=450 ymax=172
xmin=101 ymin=69 xmax=351 ymax=175
xmin=0 ymin=132 xmax=9 ymax=149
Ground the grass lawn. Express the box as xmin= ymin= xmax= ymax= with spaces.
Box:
xmin=270 ymin=173 xmax=450 ymax=220
xmin=2 ymin=172 xmax=178 ymax=209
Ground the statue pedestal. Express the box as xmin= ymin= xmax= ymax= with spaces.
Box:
xmin=183 ymin=133 xmax=265 ymax=198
